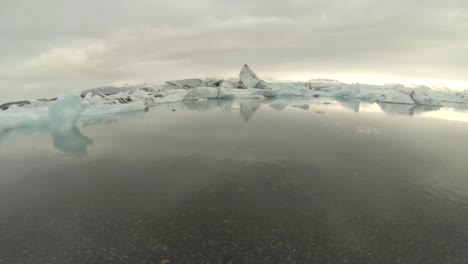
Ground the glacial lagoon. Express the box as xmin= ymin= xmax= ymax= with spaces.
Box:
xmin=1 ymin=99 xmax=468 ymax=263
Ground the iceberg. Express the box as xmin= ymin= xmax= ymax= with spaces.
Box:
xmin=0 ymin=106 xmax=49 ymax=133
xmin=239 ymin=64 xmax=270 ymax=89
xmin=2 ymin=64 xmax=467 ymax=131
xmin=166 ymin=79 xmax=204 ymax=89
xmin=220 ymin=81 xmax=236 ymax=90
xmin=259 ymin=90 xmax=278 ymax=98
xmin=48 ymin=92 xmax=86 ymax=132
xmin=203 ymin=78 xmax=223 ymax=87
xmin=183 ymin=87 xmax=219 ymax=101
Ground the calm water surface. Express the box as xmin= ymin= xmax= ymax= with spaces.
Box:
xmin=1 ymin=100 xmax=468 ymax=263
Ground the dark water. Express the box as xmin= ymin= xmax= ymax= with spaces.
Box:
xmin=1 ymin=100 xmax=468 ymax=264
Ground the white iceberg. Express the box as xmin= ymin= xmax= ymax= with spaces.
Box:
xmin=2 ymin=64 xmax=468 ymax=132
xmin=0 ymin=106 xmax=49 ymax=133
xmin=239 ymin=64 xmax=270 ymax=89
xmin=1 ymin=92 xmax=87 ymax=134
xmin=377 ymin=89 xmax=414 ymax=105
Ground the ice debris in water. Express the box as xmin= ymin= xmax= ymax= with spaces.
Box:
xmin=0 ymin=105 xmax=49 ymax=133
xmin=0 ymin=92 xmax=84 ymax=133
xmin=239 ymin=64 xmax=271 ymax=89
xmin=183 ymin=87 xmax=233 ymax=101
xmin=2 ymin=64 xmax=468 ymax=133
xmin=49 ymin=92 xmax=85 ymax=132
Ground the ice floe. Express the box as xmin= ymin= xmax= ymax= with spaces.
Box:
xmin=1 ymin=64 xmax=468 ymax=133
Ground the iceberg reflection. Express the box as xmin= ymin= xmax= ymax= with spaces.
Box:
xmin=240 ymin=99 xmax=261 ymax=122
xmin=378 ymin=103 xmax=441 ymax=116
xmin=51 ymin=126 xmax=92 ymax=156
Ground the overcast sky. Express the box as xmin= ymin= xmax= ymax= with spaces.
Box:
xmin=1 ymin=0 xmax=467 ymax=102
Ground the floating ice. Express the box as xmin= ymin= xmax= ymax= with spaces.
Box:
xmin=0 ymin=106 xmax=49 ymax=133
xmin=239 ymin=64 xmax=270 ymax=89
xmin=0 ymin=95 xmax=77 ymax=133
xmin=183 ymin=87 xmax=219 ymax=101
xmin=1 ymin=64 xmax=468 ymax=131
xmin=183 ymin=87 xmax=233 ymax=101
xmin=259 ymin=90 xmax=278 ymax=98
xmin=220 ymin=81 xmax=235 ymax=89
xmin=48 ymin=92 xmax=86 ymax=132
xmin=377 ymin=89 xmax=414 ymax=104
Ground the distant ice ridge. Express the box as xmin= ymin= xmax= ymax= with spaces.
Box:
xmin=1 ymin=64 xmax=468 ymax=132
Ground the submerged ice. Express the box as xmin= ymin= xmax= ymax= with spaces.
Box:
xmin=1 ymin=64 xmax=468 ymax=133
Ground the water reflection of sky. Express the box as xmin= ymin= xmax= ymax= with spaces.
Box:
xmin=2 ymin=98 xmax=468 ymax=263
xmin=1 ymin=98 xmax=468 ymax=158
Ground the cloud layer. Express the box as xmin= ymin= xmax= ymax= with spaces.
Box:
xmin=1 ymin=0 xmax=467 ymax=102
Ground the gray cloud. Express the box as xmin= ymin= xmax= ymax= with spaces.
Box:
xmin=1 ymin=0 xmax=467 ymax=102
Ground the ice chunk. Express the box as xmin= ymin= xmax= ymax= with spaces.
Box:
xmin=203 ymin=78 xmax=223 ymax=87
xmin=259 ymin=90 xmax=278 ymax=98
xmin=183 ymin=87 xmax=219 ymax=101
xmin=166 ymin=79 xmax=203 ymax=89
xmin=307 ymin=79 xmax=345 ymax=89
xmin=218 ymin=87 xmax=234 ymax=99
xmin=48 ymin=92 xmax=86 ymax=132
xmin=156 ymin=89 xmax=188 ymax=104
xmin=409 ymin=90 xmax=440 ymax=106
xmin=79 ymin=84 xmax=153 ymax=97
xmin=128 ymin=89 xmax=162 ymax=105
xmin=239 ymin=64 xmax=270 ymax=89
xmin=377 ymin=89 xmax=414 ymax=104
xmin=0 ymin=107 xmax=49 ymax=133
xmin=183 ymin=87 xmax=233 ymax=101
xmin=220 ymin=81 xmax=235 ymax=89
xmin=3 ymin=64 xmax=467 ymax=125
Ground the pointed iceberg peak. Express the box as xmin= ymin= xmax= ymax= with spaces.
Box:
xmin=239 ymin=64 xmax=270 ymax=89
